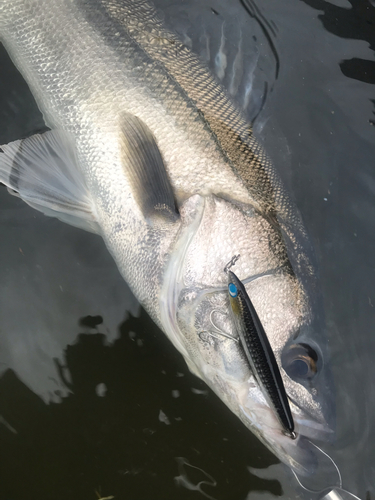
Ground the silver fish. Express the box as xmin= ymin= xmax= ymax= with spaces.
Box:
xmin=0 ymin=0 xmax=334 ymax=475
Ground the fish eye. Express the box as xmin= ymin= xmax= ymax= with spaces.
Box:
xmin=282 ymin=343 xmax=318 ymax=380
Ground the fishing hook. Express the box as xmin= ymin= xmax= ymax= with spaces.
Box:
xmin=198 ymin=310 xmax=239 ymax=343
xmin=224 ymin=254 xmax=240 ymax=273
xmin=209 ymin=309 xmax=239 ymax=342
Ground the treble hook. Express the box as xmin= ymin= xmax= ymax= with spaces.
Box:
xmin=209 ymin=309 xmax=239 ymax=342
xmin=198 ymin=310 xmax=239 ymax=343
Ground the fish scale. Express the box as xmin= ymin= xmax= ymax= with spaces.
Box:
xmin=0 ymin=0 xmax=334 ymax=476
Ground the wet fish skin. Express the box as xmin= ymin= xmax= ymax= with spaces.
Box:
xmin=0 ymin=0 xmax=333 ymax=475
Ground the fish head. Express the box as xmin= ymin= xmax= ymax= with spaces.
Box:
xmin=160 ymin=193 xmax=335 ymax=477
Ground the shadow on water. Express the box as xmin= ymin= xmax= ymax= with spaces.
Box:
xmin=299 ymin=0 xmax=375 ymax=113
xmin=0 ymin=310 xmax=281 ymax=500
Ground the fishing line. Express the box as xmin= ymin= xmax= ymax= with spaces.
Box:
xmin=291 ymin=440 xmax=342 ymax=493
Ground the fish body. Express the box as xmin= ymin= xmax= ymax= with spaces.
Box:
xmin=0 ymin=0 xmax=334 ymax=475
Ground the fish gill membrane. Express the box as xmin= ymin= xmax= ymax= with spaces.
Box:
xmin=0 ymin=0 xmax=337 ymax=488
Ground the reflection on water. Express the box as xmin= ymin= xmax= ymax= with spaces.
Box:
xmin=257 ymin=1 xmax=375 ymax=498
xmin=1 ymin=0 xmax=375 ymax=498
xmin=0 ymin=310 xmax=280 ymax=500
xmin=301 ymin=0 xmax=375 ymax=85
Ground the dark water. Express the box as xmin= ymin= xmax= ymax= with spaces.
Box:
xmin=0 ymin=1 xmax=374 ymax=499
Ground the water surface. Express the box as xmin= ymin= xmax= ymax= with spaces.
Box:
xmin=0 ymin=1 xmax=374 ymax=498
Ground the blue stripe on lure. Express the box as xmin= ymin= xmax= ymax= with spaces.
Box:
xmin=227 ymin=270 xmax=295 ymax=438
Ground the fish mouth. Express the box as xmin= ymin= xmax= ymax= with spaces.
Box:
xmin=238 ymin=392 xmax=319 ymax=476
xmin=290 ymin=395 xmax=335 ymax=443
xmin=239 ymin=395 xmax=334 ymax=479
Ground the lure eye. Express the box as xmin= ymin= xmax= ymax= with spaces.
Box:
xmin=282 ymin=343 xmax=318 ymax=380
xmin=228 ymin=283 xmax=238 ymax=298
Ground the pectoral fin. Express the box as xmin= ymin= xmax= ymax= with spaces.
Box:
xmin=0 ymin=130 xmax=100 ymax=233
xmin=120 ymin=114 xmax=179 ymax=223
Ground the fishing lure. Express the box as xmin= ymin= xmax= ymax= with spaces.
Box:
xmin=227 ymin=269 xmax=295 ymax=437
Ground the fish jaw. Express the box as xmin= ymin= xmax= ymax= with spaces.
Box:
xmin=159 ymin=193 xmax=334 ymax=475
xmin=217 ymin=373 xmax=321 ymax=477
xmin=179 ymin=321 xmax=333 ymax=477
xmin=178 ymin=293 xmax=332 ymax=477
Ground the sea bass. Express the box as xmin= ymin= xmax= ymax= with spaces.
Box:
xmin=0 ymin=0 xmax=334 ymax=475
